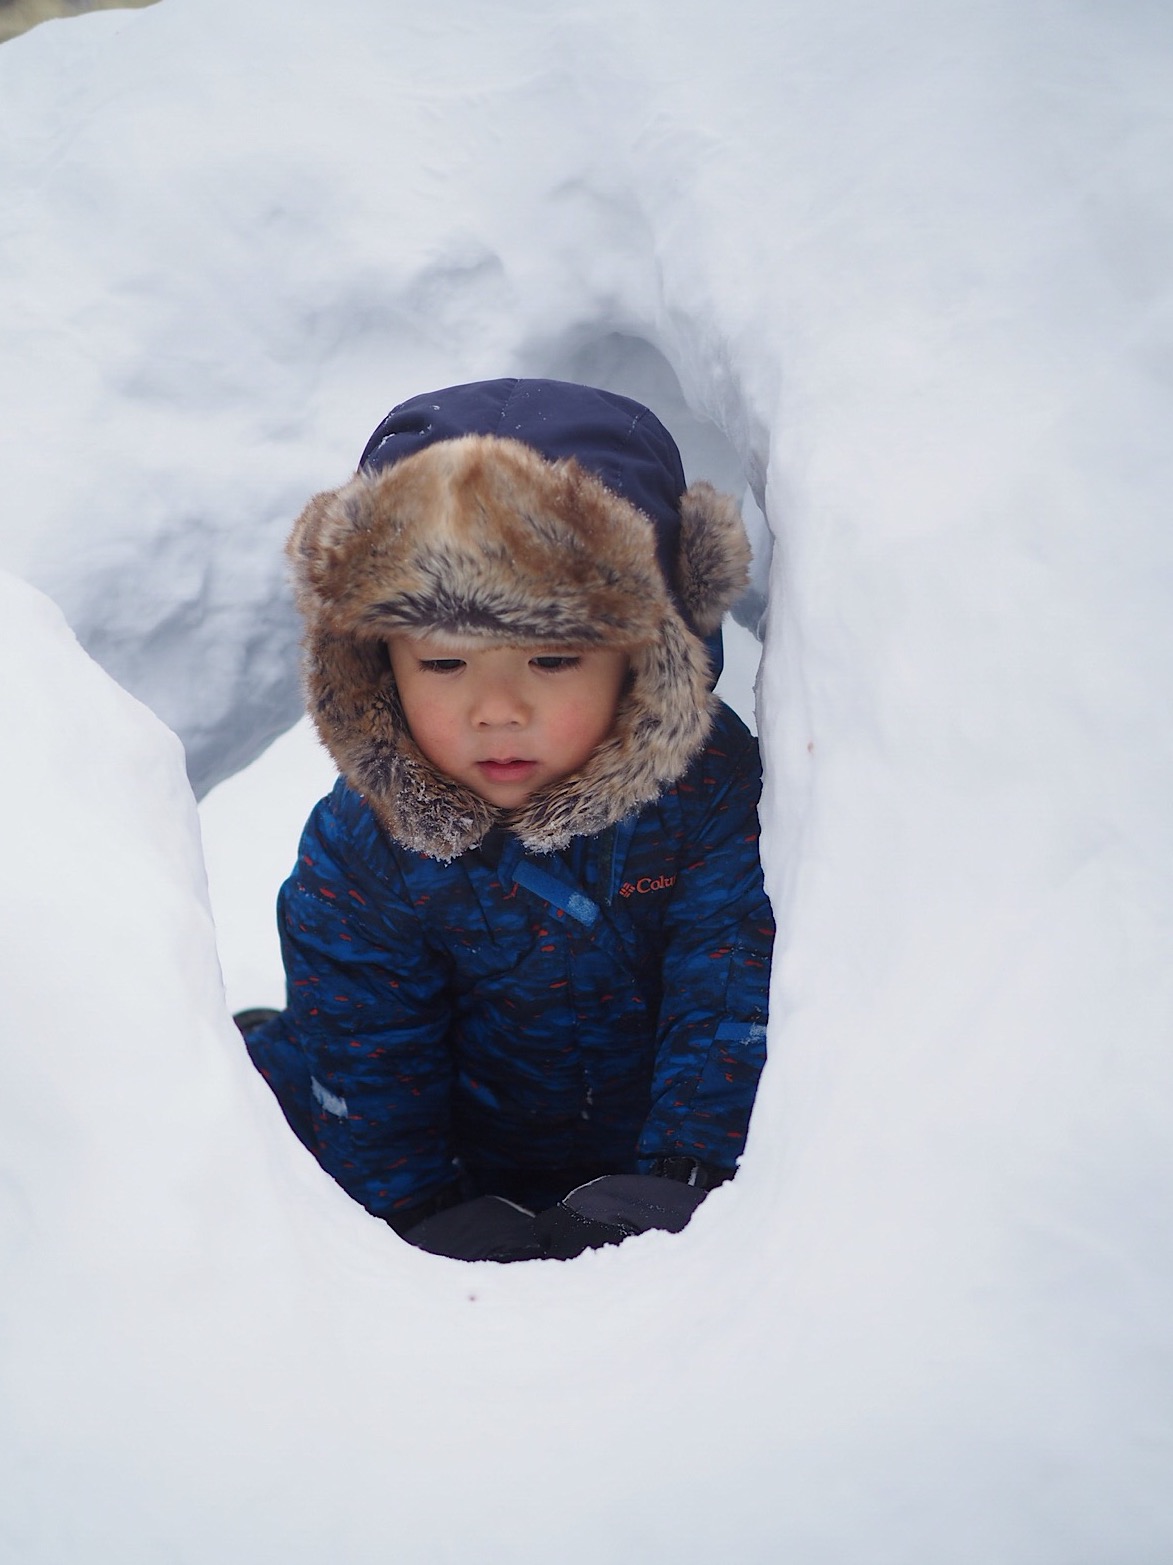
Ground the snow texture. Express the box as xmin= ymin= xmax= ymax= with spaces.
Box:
xmin=2 ymin=0 xmax=1173 ymax=1560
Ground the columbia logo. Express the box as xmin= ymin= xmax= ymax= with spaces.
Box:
xmin=618 ymin=874 xmax=677 ymax=898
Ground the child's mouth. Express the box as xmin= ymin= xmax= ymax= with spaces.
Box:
xmin=477 ymin=759 xmax=538 ymax=783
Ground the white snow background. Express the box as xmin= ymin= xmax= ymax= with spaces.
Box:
xmin=2 ymin=1 xmax=1173 ymax=1560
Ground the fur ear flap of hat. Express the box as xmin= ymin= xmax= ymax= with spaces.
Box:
xmin=288 ymin=433 xmax=751 ymax=859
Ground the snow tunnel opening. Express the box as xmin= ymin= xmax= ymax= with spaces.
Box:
xmin=200 ymin=332 xmax=775 ymax=1260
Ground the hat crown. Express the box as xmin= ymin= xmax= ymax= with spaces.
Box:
xmin=359 ymin=378 xmax=687 ymax=597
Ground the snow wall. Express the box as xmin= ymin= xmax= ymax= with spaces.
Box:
xmin=2 ymin=1 xmax=1173 ymax=1561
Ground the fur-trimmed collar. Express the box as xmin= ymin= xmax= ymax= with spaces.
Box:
xmin=288 ymin=434 xmax=750 ymax=859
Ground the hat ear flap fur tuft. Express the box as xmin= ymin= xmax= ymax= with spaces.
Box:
xmin=286 ymin=480 xmax=376 ymax=604
xmin=676 ymin=482 xmax=753 ymax=636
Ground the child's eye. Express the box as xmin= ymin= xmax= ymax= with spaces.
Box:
xmin=531 ymin=655 xmax=581 ymax=672
xmin=418 ymin=658 xmax=465 ymax=674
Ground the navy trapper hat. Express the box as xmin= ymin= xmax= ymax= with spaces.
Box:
xmin=359 ymin=378 xmax=689 ymax=615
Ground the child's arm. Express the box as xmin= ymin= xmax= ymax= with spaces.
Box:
xmin=273 ymin=782 xmax=460 ymax=1228
xmin=638 ymin=714 xmax=774 ymax=1179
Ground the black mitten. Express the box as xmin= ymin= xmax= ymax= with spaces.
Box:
xmin=402 ymin=1195 xmax=544 ymax=1263
xmin=531 ymin=1201 xmax=636 ymax=1260
xmin=533 ymin=1172 xmax=709 ymax=1260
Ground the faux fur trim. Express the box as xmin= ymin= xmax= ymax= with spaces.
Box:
xmin=677 ymin=482 xmax=754 ymax=636
xmin=288 ymin=435 xmax=750 ymax=858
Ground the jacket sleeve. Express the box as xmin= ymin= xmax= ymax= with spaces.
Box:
xmin=637 ymin=713 xmax=774 ymax=1173
xmin=273 ymin=781 xmax=458 ymax=1222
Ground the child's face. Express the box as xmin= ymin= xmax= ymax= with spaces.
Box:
xmin=388 ymin=634 xmax=630 ymax=808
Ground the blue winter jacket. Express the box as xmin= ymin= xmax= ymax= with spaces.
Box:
xmin=253 ymin=702 xmax=772 ymax=1225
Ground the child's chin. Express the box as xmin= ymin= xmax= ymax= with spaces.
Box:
xmin=472 ymin=781 xmax=541 ymax=809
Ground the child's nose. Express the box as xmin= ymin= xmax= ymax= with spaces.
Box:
xmin=471 ymin=676 xmax=529 ymax=727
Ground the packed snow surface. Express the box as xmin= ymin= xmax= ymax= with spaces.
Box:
xmin=2 ymin=1 xmax=1173 ymax=1560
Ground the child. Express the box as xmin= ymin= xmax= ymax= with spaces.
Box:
xmin=239 ymin=378 xmax=773 ymax=1261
